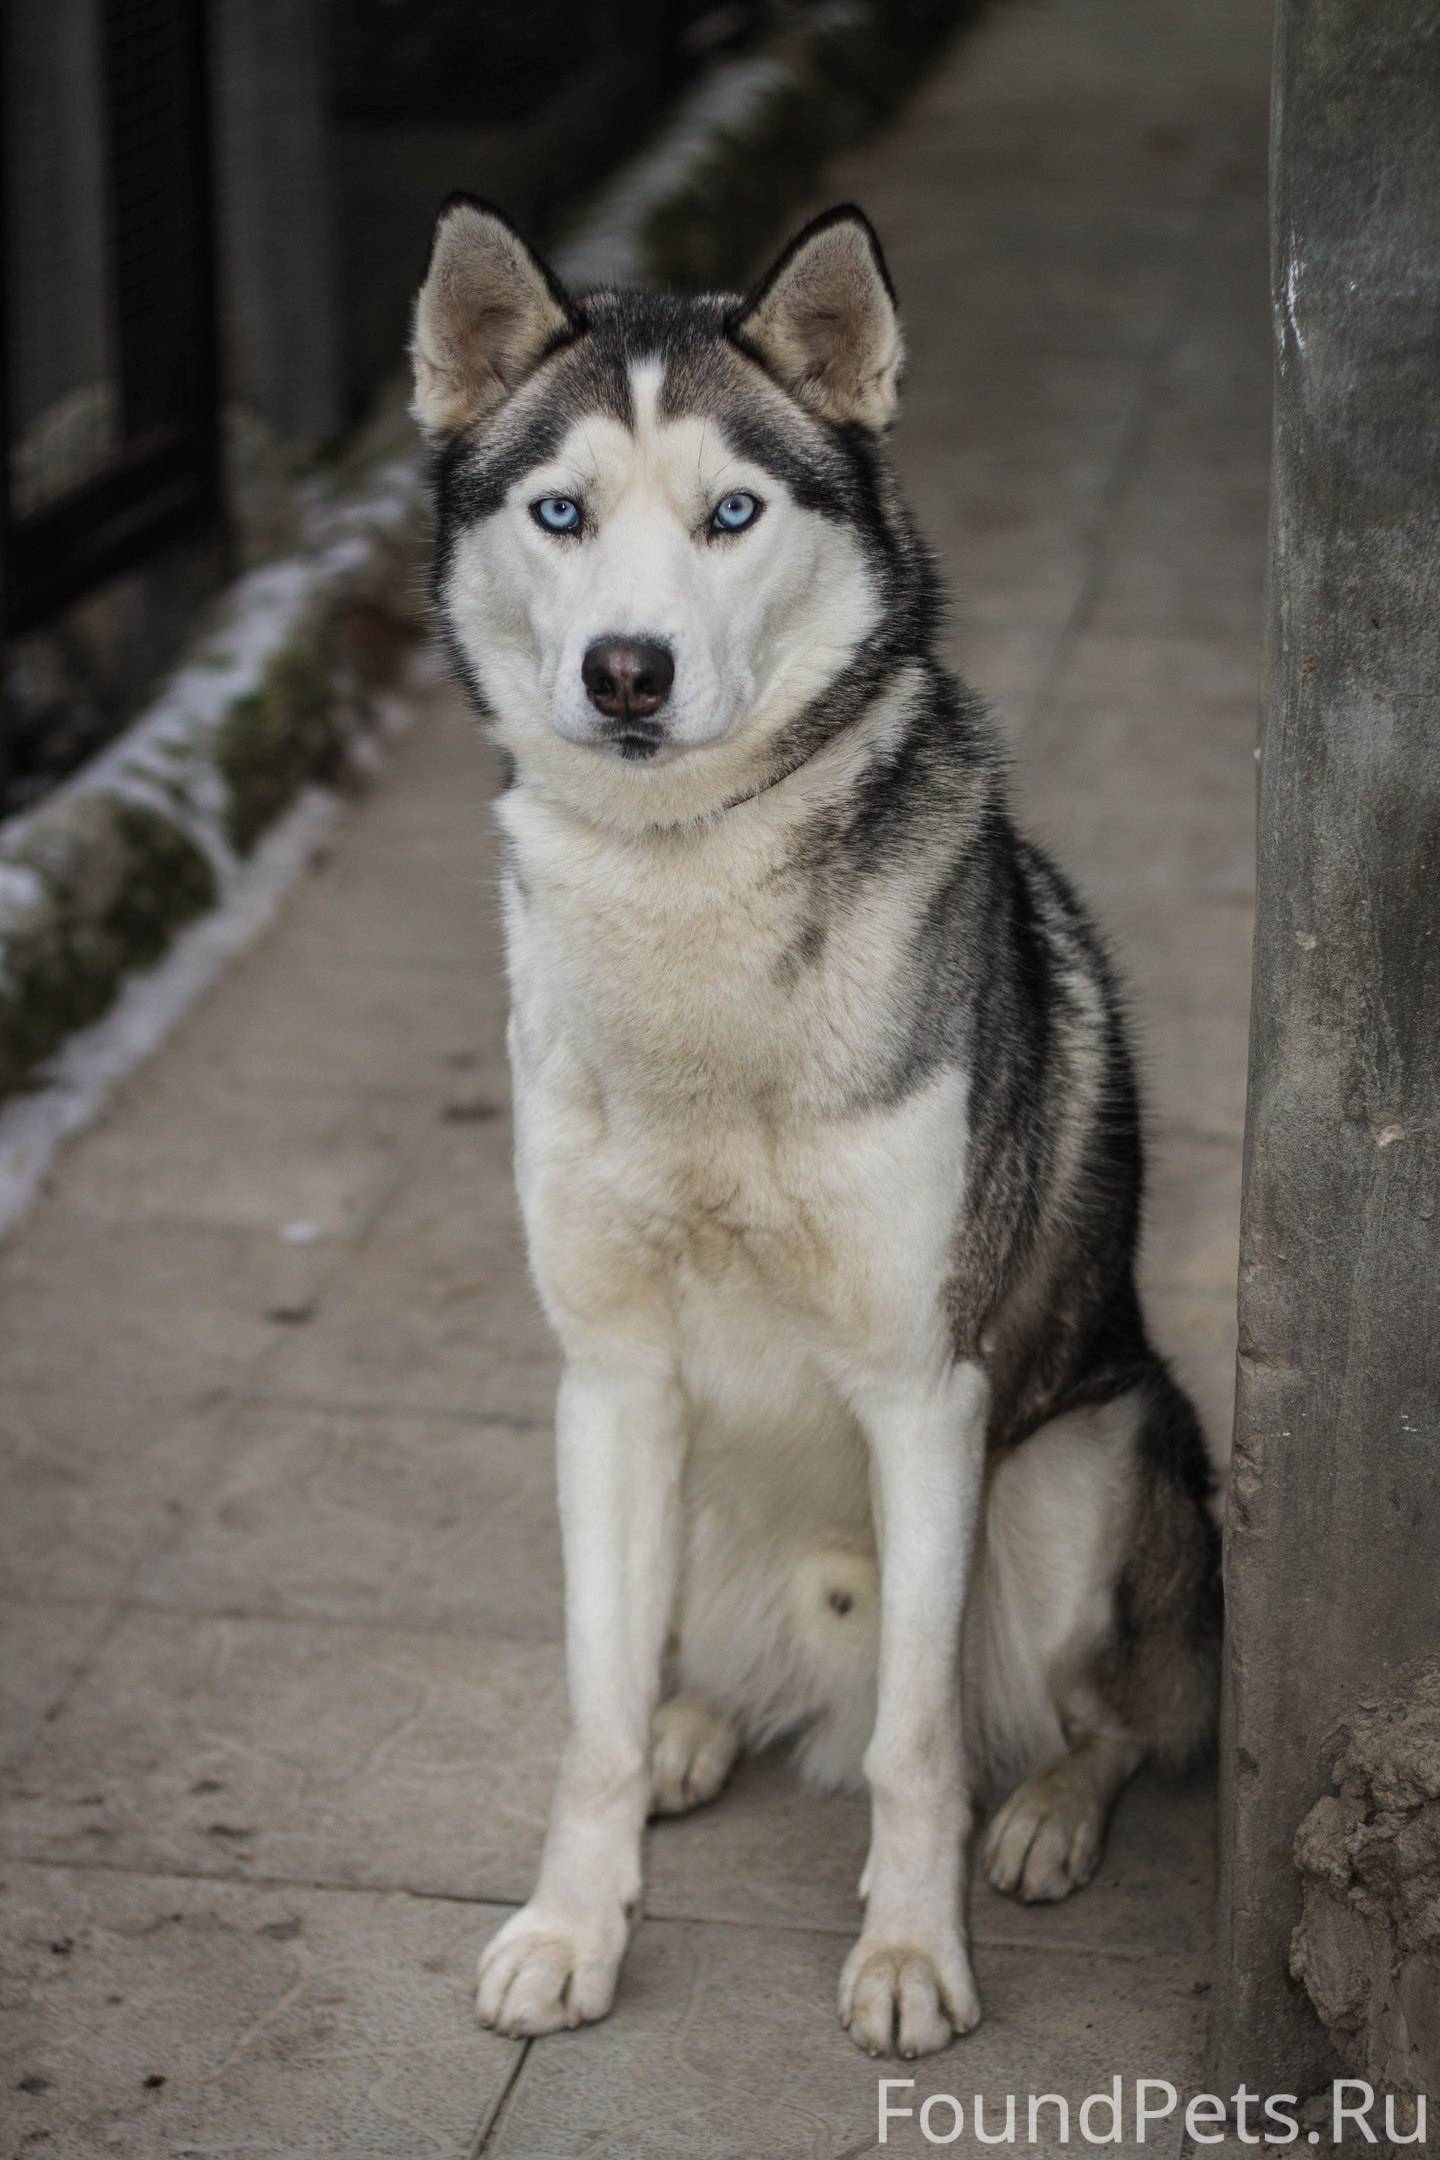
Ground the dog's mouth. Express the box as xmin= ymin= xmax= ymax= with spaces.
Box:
xmin=597 ymin=718 xmax=667 ymax=763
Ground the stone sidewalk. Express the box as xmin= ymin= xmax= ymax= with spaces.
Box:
xmin=0 ymin=1 xmax=1271 ymax=2152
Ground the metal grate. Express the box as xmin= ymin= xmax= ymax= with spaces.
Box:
xmin=0 ymin=0 xmax=221 ymax=637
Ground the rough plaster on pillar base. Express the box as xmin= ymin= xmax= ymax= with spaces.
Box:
xmin=1292 ymin=1663 xmax=1440 ymax=2151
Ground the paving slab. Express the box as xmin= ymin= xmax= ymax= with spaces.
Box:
xmin=902 ymin=353 xmax=1146 ymax=469
xmin=280 ymin=819 xmax=505 ymax=976
xmin=261 ymin=695 xmax=507 ymax=974
xmin=485 ymin=1917 xmax=1207 ymax=2160
xmin=645 ymin=1752 xmax=1216 ymax=1956
xmin=1055 ymin=629 xmax=1262 ymax=716
xmin=132 ymin=1397 xmax=563 ymax=1641
xmin=0 ymin=1595 xmax=1212 ymax=1961
xmin=257 ymin=1122 xmax=558 ymax=1425
xmin=51 ymin=1073 xmax=428 ymax=1241
xmin=942 ymin=618 xmax=1064 ymax=734
xmin=339 ymin=682 xmax=502 ymax=843
xmin=1104 ymin=894 xmax=1256 ymax=1143
xmin=0 ymin=1863 xmax=519 ymax=2159
xmin=1141 ymin=1133 xmax=1246 ymax=1301
xmin=1019 ymin=702 xmax=1258 ymax=902
xmin=1096 ymin=438 xmax=1270 ymax=616
xmin=0 ymin=1386 xmax=245 ymax=1608
xmin=0 ymin=1601 xmax=113 ymax=1772
xmin=1091 ymin=543 xmax=1267 ymax=644
xmin=1146 ymin=1288 xmax=1240 ymax=1467
xmin=0 ymin=1216 xmax=329 ymax=1396
xmin=0 ymin=1610 xmax=565 ymax=1903
xmin=156 ymin=940 xmax=503 ymax=1098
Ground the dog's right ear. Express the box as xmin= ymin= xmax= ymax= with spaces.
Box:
xmin=410 ymin=198 xmax=580 ymax=439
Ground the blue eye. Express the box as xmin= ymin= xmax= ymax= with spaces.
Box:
xmin=533 ymin=496 xmax=581 ymax=534
xmin=711 ymin=491 xmax=761 ymax=534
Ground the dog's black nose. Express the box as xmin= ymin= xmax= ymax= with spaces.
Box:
xmin=581 ymin=637 xmax=674 ymax=721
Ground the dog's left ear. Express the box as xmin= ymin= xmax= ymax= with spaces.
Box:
xmin=729 ymin=207 xmax=902 ymax=430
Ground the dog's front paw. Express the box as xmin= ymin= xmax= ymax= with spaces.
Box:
xmin=838 ymin=1933 xmax=980 ymax=2058
xmin=476 ymin=1903 xmax=629 ymax=2036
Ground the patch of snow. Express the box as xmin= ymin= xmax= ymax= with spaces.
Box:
xmin=0 ymin=861 xmax=46 ymax=920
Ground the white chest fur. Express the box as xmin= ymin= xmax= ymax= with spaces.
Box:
xmin=497 ymin=775 xmax=970 ymax=1373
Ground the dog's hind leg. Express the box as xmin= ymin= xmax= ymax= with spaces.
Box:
xmin=650 ymin=1694 xmax=741 ymax=1816
xmin=973 ymin=1367 xmax=1220 ymax=1907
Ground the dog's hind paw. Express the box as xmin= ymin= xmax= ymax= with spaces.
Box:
xmin=982 ymin=1774 xmax=1105 ymax=1904
xmin=476 ymin=1904 xmax=627 ymax=2036
xmin=649 ymin=1694 xmax=740 ymax=1816
xmin=839 ymin=1934 xmax=980 ymax=2058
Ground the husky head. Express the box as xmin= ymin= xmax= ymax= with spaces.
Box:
xmin=413 ymin=200 xmax=926 ymax=827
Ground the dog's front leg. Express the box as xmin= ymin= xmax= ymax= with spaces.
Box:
xmin=839 ymin=1358 xmax=987 ymax=2058
xmin=476 ymin=1357 xmax=684 ymax=2036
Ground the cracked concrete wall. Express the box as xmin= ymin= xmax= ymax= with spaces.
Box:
xmin=1213 ymin=0 xmax=1440 ymax=2097
xmin=1292 ymin=1666 xmax=1440 ymax=2151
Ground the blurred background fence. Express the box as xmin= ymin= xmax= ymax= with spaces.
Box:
xmin=1 ymin=0 xmax=220 ymax=638
xmin=3 ymin=0 xmax=956 ymax=821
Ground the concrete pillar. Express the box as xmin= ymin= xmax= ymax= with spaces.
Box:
xmin=1213 ymin=0 xmax=1440 ymax=2097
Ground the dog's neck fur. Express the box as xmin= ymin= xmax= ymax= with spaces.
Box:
xmin=498 ymin=656 xmax=996 ymax=1123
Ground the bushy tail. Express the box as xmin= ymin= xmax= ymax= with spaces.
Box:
xmin=1096 ymin=1364 xmax=1222 ymax=1770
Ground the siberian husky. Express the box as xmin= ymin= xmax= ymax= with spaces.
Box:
xmin=411 ymin=199 xmax=1221 ymax=2058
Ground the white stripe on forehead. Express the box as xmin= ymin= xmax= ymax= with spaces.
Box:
xmin=627 ymin=356 xmax=666 ymax=438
